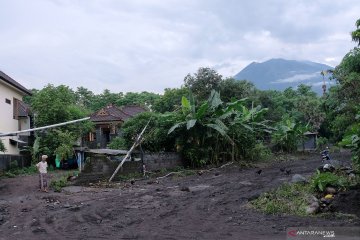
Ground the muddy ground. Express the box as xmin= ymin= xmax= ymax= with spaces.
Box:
xmin=0 ymin=152 xmax=359 ymax=240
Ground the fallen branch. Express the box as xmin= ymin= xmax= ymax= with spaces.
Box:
xmin=156 ymin=172 xmax=179 ymax=179
xmin=156 ymin=161 xmax=234 ymax=179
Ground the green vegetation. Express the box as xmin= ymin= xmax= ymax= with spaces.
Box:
xmin=252 ymin=169 xmax=357 ymax=216
xmin=0 ymin=165 xmax=38 ymax=178
xmin=0 ymin=139 xmax=6 ymax=153
xmin=311 ymin=171 xmax=351 ymax=192
xmin=252 ymin=183 xmax=312 ymax=216
xmin=50 ymin=175 xmax=68 ymax=192
xmin=50 ymin=171 xmax=78 ymax=192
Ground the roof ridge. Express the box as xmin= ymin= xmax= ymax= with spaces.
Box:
xmin=0 ymin=70 xmax=32 ymax=95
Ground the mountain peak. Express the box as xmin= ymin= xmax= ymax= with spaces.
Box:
xmin=234 ymin=58 xmax=333 ymax=93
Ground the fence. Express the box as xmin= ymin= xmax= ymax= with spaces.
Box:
xmin=0 ymin=154 xmax=31 ymax=171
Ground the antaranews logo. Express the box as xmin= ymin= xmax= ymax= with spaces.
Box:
xmin=288 ymin=230 xmax=297 ymax=237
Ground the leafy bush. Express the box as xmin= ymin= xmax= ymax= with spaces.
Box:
xmin=340 ymin=119 xmax=360 ymax=171
xmin=50 ymin=175 xmax=68 ymax=192
xmin=108 ymin=137 xmax=127 ymax=149
xmin=316 ymin=137 xmax=329 ymax=150
xmin=120 ymin=111 xmax=180 ymax=152
xmin=311 ymin=171 xmax=350 ymax=192
xmin=246 ymin=142 xmax=272 ymax=162
xmin=272 ymin=115 xmax=308 ymax=152
xmin=0 ymin=165 xmax=38 ymax=178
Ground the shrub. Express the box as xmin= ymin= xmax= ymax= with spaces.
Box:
xmin=311 ymin=171 xmax=350 ymax=192
xmin=251 ymin=183 xmax=311 ymax=216
xmin=108 ymin=137 xmax=127 ymax=149
xmin=50 ymin=175 xmax=68 ymax=192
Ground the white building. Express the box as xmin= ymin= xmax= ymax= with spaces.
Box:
xmin=0 ymin=71 xmax=31 ymax=155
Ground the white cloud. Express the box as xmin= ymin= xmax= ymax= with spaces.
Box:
xmin=272 ymin=73 xmax=319 ymax=84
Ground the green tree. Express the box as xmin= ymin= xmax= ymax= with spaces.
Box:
xmin=153 ymin=87 xmax=190 ymax=113
xmin=114 ymin=111 xmax=180 ymax=152
xmin=31 ymin=84 xmax=93 ymax=159
xmin=116 ymin=92 xmax=161 ymax=110
xmin=184 ymin=67 xmax=222 ymax=101
xmin=90 ymin=89 xmax=123 ymax=111
xmin=351 ymin=18 xmax=360 ymax=45
xmin=75 ymin=87 xmax=95 ymax=110
xmin=219 ymin=78 xmax=257 ymax=103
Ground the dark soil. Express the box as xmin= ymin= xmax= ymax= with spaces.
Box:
xmin=0 ymin=152 xmax=359 ymax=240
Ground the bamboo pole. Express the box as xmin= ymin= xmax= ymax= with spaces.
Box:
xmin=108 ymin=120 xmax=151 ymax=182
xmin=0 ymin=117 xmax=90 ymax=137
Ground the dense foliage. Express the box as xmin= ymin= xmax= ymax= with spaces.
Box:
xmin=29 ymin=84 xmax=93 ymax=160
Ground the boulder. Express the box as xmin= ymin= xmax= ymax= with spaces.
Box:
xmin=306 ymin=206 xmax=318 ymax=214
xmin=291 ymin=174 xmax=307 ymax=184
xmin=325 ymin=187 xmax=336 ymax=194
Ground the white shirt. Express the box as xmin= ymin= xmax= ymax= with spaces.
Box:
xmin=36 ymin=161 xmax=48 ymax=174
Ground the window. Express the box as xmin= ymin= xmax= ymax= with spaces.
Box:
xmin=5 ymin=98 xmax=11 ymax=104
xmin=13 ymin=98 xmax=19 ymax=119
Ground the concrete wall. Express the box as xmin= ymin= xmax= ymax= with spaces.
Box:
xmin=76 ymin=152 xmax=183 ymax=184
xmin=0 ymin=81 xmax=27 ymax=155
xmin=143 ymin=152 xmax=183 ymax=171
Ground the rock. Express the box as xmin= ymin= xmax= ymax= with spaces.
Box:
xmin=325 ymin=187 xmax=336 ymax=194
xmin=247 ymin=193 xmax=260 ymax=201
xmin=68 ymin=206 xmax=80 ymax=212
xmin=32 ymin=227 xmax=46 ymax=233
xmin=320 ymin=197 xmax=332 ymax=205
xmin=291 ymin=174 xmax=307 ymax=183
xmin=310 ymin=201 xmax=319 ymax=209
xmin=180 ymin=186 xmax=190 ymax=192
xmin=306 ymin=206 xmax=318 ymax=214
xmin=63 ymin=203 xmax=71 ymax=208
xmin=309 ymin=195 xmax=318 ymax=203
xmin=349 ymin=173 xmax=356 ymax=179
xmin=197 ymin=170 xmax=204 ymax=176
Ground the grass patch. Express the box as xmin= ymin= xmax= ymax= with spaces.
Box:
xmin=50 ymin=171 xmax=78 ymax=192
xmin=251 ymin=183 xmax=312 ymax=216
xmin=0 ymin=165 xmax=38 ymax=178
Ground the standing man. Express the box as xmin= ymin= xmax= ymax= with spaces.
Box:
xmin=36 ymin=155 xmax=49 ymax=192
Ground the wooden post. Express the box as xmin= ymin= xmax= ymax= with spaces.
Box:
xmin=108 ymin=120 xmax=151 ymax=182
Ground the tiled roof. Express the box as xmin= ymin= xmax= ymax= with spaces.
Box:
xmin=90 ymin=105 xmax=147 ymax=122
xmin=0 ymin=70 xmax=32 ymax=95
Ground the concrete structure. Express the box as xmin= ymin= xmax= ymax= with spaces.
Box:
xmin=75 ymin=152 xmax=183 ymax=184
xmin=298 ymin=131 xmax=318 ymax=151
xmin=0 ymin=70 xmax=31 ymax=156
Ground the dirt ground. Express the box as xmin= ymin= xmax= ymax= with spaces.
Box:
xmin=0 ymin=152 xmax=359 ymax=240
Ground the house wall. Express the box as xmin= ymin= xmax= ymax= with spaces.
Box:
xmin=0 ymin=81 xmax=26 ymax=155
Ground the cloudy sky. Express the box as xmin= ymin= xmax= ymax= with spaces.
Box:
xmin=0 ymin=0 xmax=359 ymax=94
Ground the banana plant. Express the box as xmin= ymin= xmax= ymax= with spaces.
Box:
xmin=168 ymin=90 xmax=233 ymax=145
